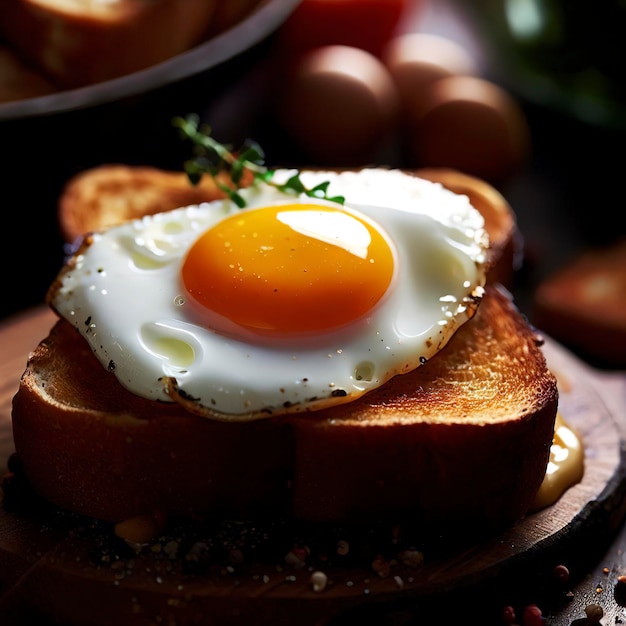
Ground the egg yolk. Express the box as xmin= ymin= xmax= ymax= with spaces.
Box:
xmin=181 ymin=203 xmax=395 ymax=335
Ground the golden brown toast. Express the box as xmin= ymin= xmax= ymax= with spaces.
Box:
xmin=0 ymin=0 xmax=219 ymax=89
xmin=58 ymin=165 xmax=254 ymax=243
xmin=532 ymin=239 xmax=626 ymax=367
xmin=11 ymin=284 xmax=558 ymax=533
xmin=56 ymin=164 xmax=518 ymax=286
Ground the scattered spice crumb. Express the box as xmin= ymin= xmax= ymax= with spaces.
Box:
xmin=553 ymin=563 xmax=570 ymax=583
xmin=399 ymin=549 xmax=424 ymax=567
xmin=284 ymin=550 xmax=306 ymax=568
xmin=584 ymin=603 xmax=603 ymax=622
xmin=310 ymin=570 xmax=328 ymax=592
xmin=522 ymin=604 xmax=543 ymax=626
xmin=372 ymin=555 xmax=390 ymax=578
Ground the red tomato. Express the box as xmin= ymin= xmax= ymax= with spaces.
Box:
xmin=276 ymin=0 xmax=423 ymax=59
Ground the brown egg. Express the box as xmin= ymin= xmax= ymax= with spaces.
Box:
xmin=407 ymin=75 xmax=531 ymax=183
xmin=277 ymin=45 xmax=399 ymax=166
xmin=382 ymin=32 xmax=477 ymax=116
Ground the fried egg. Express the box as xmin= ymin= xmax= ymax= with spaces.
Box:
xmin=50 ymin=168 xmax=488 ymax=421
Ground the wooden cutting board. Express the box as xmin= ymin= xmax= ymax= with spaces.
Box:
xmin=0 ymin=307 xmax=625 ymax=626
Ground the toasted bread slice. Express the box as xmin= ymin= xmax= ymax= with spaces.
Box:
xmin=0 ymin=0 xmax=219 ymax=89
xmin=11 ymin=285 xmax=558 ymax=533
xmin=57 ymin=165 xmax=518 ymax=286
xmin=58 ymin=165 xmax=253 ymax=244
xmin=532 ymin=239 xmax=626 ymax=367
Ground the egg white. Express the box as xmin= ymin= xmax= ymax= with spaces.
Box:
xmin=50 ymin=169 xmax=488 ymax=421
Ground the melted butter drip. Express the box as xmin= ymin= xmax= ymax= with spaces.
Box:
xmin=531 ymin=413 xmax=584 ymax=512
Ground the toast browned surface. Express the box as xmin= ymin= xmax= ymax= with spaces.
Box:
xmin=0 ymin=0 xmax=264 ymax=99
xmin=57 ymin=165 xmax=518 ymax=287
xmin=532 ymin=238 xmax=626 ymax=368
xmin=58 ymin=165 xmax=254 ymax=243
xmin=11 ymin=285 xmax=558 ymax=533
xmin=0 ymin=0 xmax=220 ymax=89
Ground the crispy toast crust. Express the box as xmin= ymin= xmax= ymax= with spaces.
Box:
xmin=57 ymin=165 xmax=253 ymax=243
xmin=11 ymin=285 xmax=558 ymax=531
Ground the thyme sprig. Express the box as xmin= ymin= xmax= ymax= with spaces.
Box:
xmin=173 ymin=114 xmax=345 ymax=207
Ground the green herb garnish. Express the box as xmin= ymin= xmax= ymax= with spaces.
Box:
xmin=173 ymin=114 xmax=345 ymax=208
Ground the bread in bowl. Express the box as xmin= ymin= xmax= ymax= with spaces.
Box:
xmin=0 ymin=0 xmax=263 ymax=91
